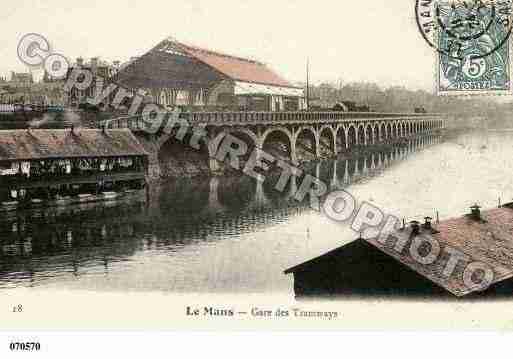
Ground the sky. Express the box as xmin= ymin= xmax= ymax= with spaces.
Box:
xmin=0 ymin=0 xmax=438 ymax=91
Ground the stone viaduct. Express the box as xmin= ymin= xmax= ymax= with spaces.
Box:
xmin=101 ymin=111 xmax=446 ymax=179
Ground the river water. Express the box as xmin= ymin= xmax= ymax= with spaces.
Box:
xmin=0 ymin=130 xmax=511 ymax=296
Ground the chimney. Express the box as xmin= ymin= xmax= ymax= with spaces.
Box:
xmin=423 ymin=216 xmax=433 ymax=230
xmin=76 ymin=57 xmax=84 ymax=67
xmin=410 ymin=220 xmax=420 ymax=236
xmin=470 ymin=204 xmax=481 ymax=221
xmin=91 ymin=57 xmax=99 ymax=74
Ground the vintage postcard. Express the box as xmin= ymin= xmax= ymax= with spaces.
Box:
xmin=2 ymin=0 xmax=513 ymax=355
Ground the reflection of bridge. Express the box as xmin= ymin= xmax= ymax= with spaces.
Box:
xmin=205 ymin=134 xmax=441 ymax=211
xmin=101 ymin=111 xmax=445 ymax=178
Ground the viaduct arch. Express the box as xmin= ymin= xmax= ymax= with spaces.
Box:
xmin=109 ymin=113 xmax=445 ymax=179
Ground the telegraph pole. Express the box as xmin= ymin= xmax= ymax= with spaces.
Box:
xmin=306 ymin=58 xmax=310 ymax=110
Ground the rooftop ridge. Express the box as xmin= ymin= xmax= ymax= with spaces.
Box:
xmin=120 ymin=37 xmax=295 ymax=89
xmin=0 ymin=128 xmax=147 ymax=162
xmin=170 ymin=39 xmax=266 ymax=66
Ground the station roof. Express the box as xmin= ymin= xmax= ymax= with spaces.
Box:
xmin=363 ymin=207 xmax=513 ymax=296
xmin=116 ymin=38 xmax=301 ymax=90
xmin=178 ymin=41 xmax=296 ymax=88
xmin=0 ymin=129 xmax=148 ymax=162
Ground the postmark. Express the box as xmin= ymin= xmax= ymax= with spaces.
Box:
xmin=415 ymin=0 xmax=513 ymax=95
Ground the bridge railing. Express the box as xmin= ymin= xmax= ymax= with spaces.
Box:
xmin=100 ymin=115 xmax=144 ymax=130
xmin=99 ymin=111 xmax=442 ymax=130
xmin=183 ymin=111 xmax=440 ymax=123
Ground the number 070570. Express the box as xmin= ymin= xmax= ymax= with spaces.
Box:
xmin=9 ymin=342 xmax=41 ymax=351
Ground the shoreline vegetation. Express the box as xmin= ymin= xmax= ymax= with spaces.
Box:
xmin=307 ymin=82 xmax=511 ymax=123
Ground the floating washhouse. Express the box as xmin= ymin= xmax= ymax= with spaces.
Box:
xmin=285 ymin=205 xmax=513 ymax=298
xmin=0 ymin=128 xmax=148 ymax=209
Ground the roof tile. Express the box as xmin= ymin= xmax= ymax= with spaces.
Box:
xmin=0 ymin=129 xmax=148 ymax=161
xmin=364 ymin=207 xmax=513 ymax=296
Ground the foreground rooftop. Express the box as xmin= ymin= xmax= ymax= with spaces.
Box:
xmin=286 ymin=205 xmax=513 ymax=297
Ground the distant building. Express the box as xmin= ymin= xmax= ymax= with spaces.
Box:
xmin=112 ymin=37 xmax=306 ymax=111
xmin=0 ymin=70 xmax=66 ymax=105
xmin=10 ymin=71 xmax=34 ymax=87
xmin=64 ymin=57 xmax=117 ymax=108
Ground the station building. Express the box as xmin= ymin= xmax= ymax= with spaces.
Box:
xmin=64 ymin=57 xmax=118 ymax=107
xmin=113 ymin=38 xmax=306 ymax=112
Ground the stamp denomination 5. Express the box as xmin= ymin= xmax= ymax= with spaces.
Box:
xmin=415 ymin=0 xmax=513 ymax=95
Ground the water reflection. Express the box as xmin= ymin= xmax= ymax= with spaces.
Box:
xmin=0 ymin=134 xmax=441 ymax=290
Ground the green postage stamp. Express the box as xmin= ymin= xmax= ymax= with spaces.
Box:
xmin=416 ymin=0 xmax=513 ymax=95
